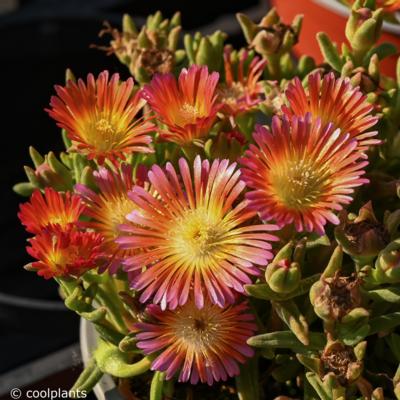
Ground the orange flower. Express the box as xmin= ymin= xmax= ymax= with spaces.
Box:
xmin=47 ymin=71 xmax=155 ymax=164
xmin=26 ymin=226 xmax=104 ymax=279
xmin=240 ymin=115 xmax=369 ymax=234
xmin=117 ymin=156 xmax=278 ymax=309
xmin=75 ymin=163 xmax=145 ymax=274
xmin=18 ymin=188 xmax=85 ymax=234
xmin=283 ymin=72 xmax=379 ymax=153
xmin=141 ymin=65 xmax=220 ymax=145
xmin=218 ymin=46 xmax=266 ymax=116
xmin=135 ymin=300 xmax=257 ymax=384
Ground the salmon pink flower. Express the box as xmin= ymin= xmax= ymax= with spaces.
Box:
xmin=141 ymin=65 xmax=220 ymax=145
xmin=135 ymin=299 xmax=257 ymax=384
xmin=26 ymin=226 xmax=104 ymax=279
xmin=75 ymin=163 xmax=145 ymax=274
xmin=117 ymin=156 xmax=278 ymax=309
xmin=240 ymin=114 xmax=369 ymax=234
xmin=47 ymin=71 xmax=155 ymax=164
xmin=18 ymin=188 xmax=85 ymax=234
xmin=283 ymin=72 xmax=379 ymax=152
xmin=218 ymin=46 xmax=266 ymax=116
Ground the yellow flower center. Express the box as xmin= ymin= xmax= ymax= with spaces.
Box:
xmin=102 ymin=196 xmax=134 ymax=240
xmin=170 ymin=208 xmax=226 ymax=265
xmin=46 ymin=236 xmax=79 ymax=273
xmin=95 ymin=118 xmax=116 ymax=136
xmin=46 ymin=213 xmax=72 ymax=227
xmin=81 ymin=113 xmax=128 ymax=152
xmin=270 ymin=158 xmax=331 ymax=210
xmin=172 ymin=304 xmax=220 ymax=349
xmin=175 ymin=103 xmax=203 ymax=126
xmin=219 ymin=82 xmax=245 ymax=105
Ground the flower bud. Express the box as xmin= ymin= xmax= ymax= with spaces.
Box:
xmin=346 ymin=2 xmax=383 ymax=57
xmin=184 ymin=30 xmax=226 ymax=73
xmin=335 ymin=202 xmax=390 ymax=266
xmin=237 ymin=8 xmax=302 ymax=57
xmin=373 ymin=239 xmax=400 ymax=284
xmin=265 ymin=259 xmax=301 ymax=294
xmin=34 ymin=161 xmax=73 ymax=191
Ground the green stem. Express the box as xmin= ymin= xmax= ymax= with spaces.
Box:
xmin=266 ymin=54 xmax=281 ymax=80
xmin=150 ymin=371 xmax=166 ymax=400
xmin=94 ymin=339 xmax=153 ymax=378
xmin=70 ymin=358 xmax=103 ymax=397
xmin=95 ymin=286 xmax=128 ymax=334
xmin=235 ymin=356 xmax=260 ymax=400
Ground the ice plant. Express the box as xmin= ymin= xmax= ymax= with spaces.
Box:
xmin=141 ymin=65 xmax=220 ymax=145
xmin=135 ymin=299 xmax=257 ymax=384
xmin=117 ymin=156 xmax=278 ymax=309
xmin=47 ymin=71 xmax=155 ymax=164
xmin=26 ymin=226 xmax=103 ymax=279
xmin=75 ymin=164 xmax=141 ymax=274
xmin=240 ymin=114 xmax=369 ymax=234
xmin=283 ymin=72 xmax=379 ymax=152
xmin=218 ymin=46 xmax=267 ymax=116
xmin=14 ymin=6 xmax=400 ymax=399
xmin=18 ymin=187 xmax=85 ymax=234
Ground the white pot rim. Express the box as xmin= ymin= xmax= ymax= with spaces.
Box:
xmin=313 ymin=0 xmax=400 ymax=35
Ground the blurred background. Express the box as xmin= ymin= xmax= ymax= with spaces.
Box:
xmin=0 ymin=0 xmax=269 ymax=397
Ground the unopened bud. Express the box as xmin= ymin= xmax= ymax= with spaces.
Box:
xmin=373 ymin=239 xmax=400 ymax=284
xmin=265 ymin=259 xmax=301 ymax=294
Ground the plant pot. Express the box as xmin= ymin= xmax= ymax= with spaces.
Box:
xmin=271 ymin=0 xmax=400 ymax=77
xmin=80 ymin=318 xmax=122 ymax=400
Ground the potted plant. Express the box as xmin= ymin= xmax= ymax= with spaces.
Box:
xmin=14 ymin=3 xmax=400 ymax=399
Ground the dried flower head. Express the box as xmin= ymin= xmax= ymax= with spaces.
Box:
xmin=321 ymin=341 xmax=363 ymax=385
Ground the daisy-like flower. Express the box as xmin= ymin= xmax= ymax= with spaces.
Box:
xmin=117 ymin=156 xmax=278 ymax=309
xmin=218 ymin=46 xmax=267 ymax=116
xmin=26 ymin=226 xmax=104 ymax=279
xmin=141 ymin=65 xmax=220 ymax=145
xmin=282 ymin=72 xmax=379 ymax=152
xmin=18 ymin=187 xmax=85 ymax=234
xmin=75 ymin=163 xmax=143 ymax=274
xmin=135 ymin=299 xmax=257 ymax=384
xmin=47 ymin=71 xmax=155 ymax=164
xmin=240 ymin=114 xmax=369 ymax=234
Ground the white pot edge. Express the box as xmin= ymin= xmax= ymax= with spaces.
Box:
xmin=312 ymin=0 xmax=400 ymax=35
xmin=79 ymin=318 xmax=120 ymax=400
